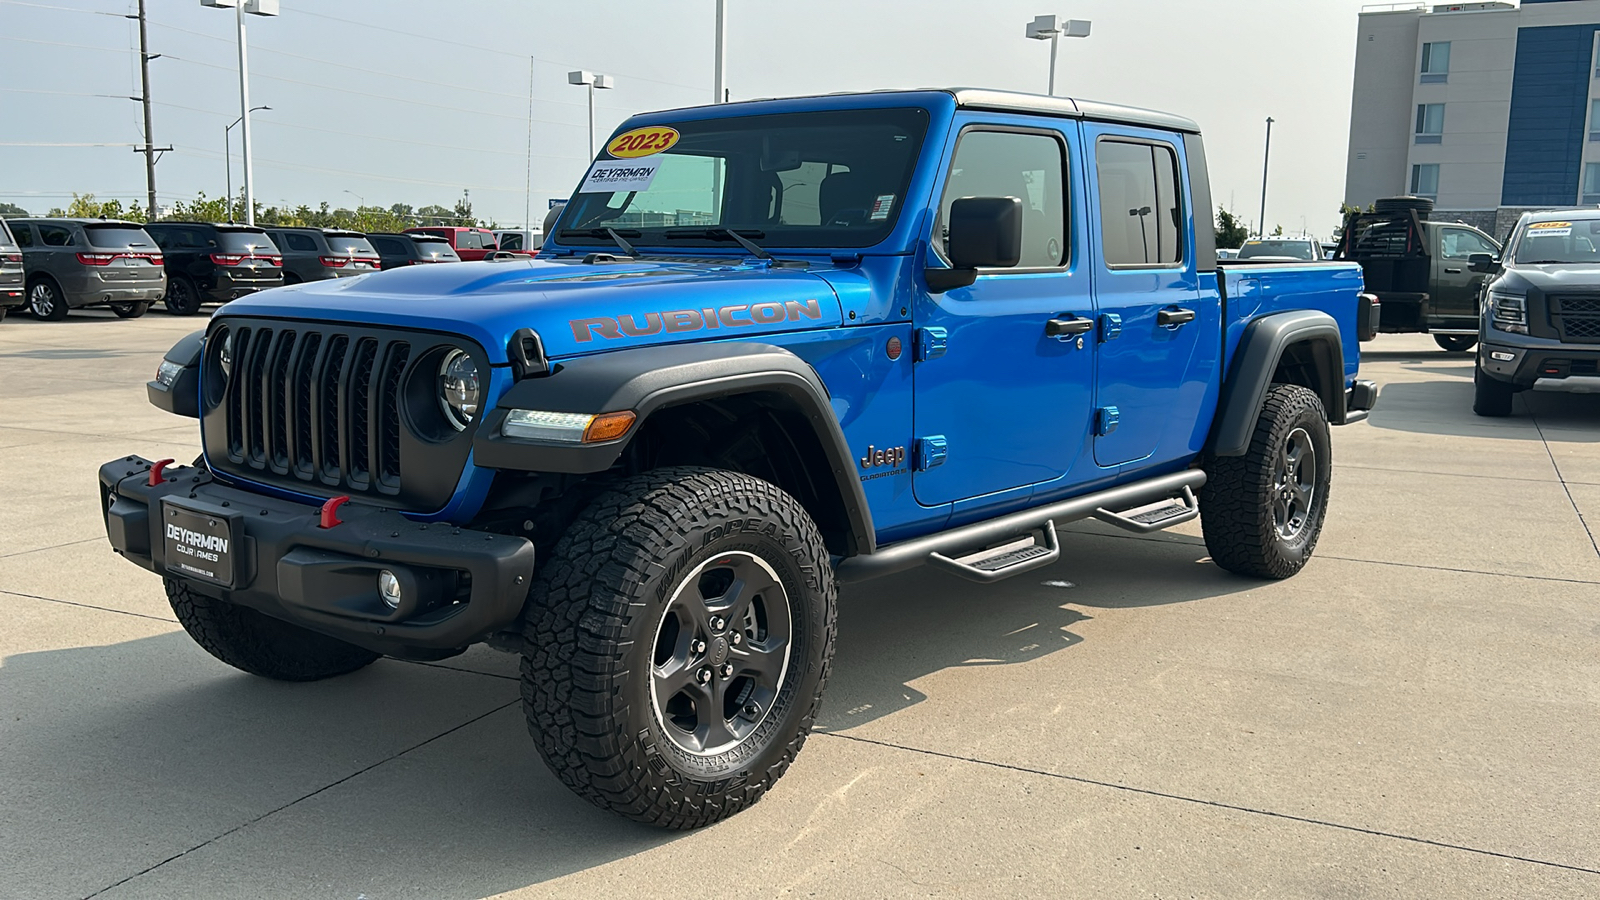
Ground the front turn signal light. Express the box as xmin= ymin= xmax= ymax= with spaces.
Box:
xmin=583 ymin=411 xmax=636 ymax=443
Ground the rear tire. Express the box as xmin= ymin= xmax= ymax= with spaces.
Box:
xmin=1201 ymin=384 xmax=1332 ymax=579
xmin=521 ymin=467 xmax=836 ymax=829
xmin=164 ymin=276 xmax=203 ymax=316
xmin=166 ymin=578 xmax=380 ymax=681
xmin=1473 ymin=363 xmax=1515 ymax=417
xmin=1434 ymin=334 xmax=1476 ymax=353
xmin=109 ymin=301 xmax=150 ymax=319
xmin=27 ymin=279 xmax=68 ymax=320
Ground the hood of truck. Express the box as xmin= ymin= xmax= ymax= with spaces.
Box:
xmin=215 ymin=256 xmax=846 ymax=362
xmin=1498 ymin=263 xmax=1600 ymax=293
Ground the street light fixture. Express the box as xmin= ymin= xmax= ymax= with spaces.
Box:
xmin=568 ymin=70 xmax=615 ymax=159
xmin=1025 ymin=15 xmax=1091 ymax=97
xmin=201 ymin=0 xmax=278 ymax=225
xmin=343 ymin=189 xmax=365 ymax=208
xmin=225 ymin=105 xmax=269 ymax=223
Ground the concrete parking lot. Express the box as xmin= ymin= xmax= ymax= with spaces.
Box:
xmin=3 ymin=311 xmax=1598 ymax=899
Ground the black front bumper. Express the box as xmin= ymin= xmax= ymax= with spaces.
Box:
xmin=98 ymin=456 xmax=535 ymax=659
xmin=1478 ymin=340 xmax=1600 ymax=390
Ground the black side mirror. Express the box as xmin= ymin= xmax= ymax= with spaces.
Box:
xmin=927 ymin=196 xmax=1023 ymax=293
xmin=1469 ymin=253 xmax=1500 ymax=274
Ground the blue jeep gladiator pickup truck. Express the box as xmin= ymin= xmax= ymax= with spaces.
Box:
xmin=101 ymin=88 xmax=1375 ymax=828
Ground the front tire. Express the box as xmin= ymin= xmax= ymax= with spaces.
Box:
xmin=164 ymin=276 xmax=203 ymax=316
xmin=166 ymin=578 xmax=380 ymax=681
xmin=521 ymin=467 xmax=836 ymax=829
xmin=1434 ymin=334 xmax=1477 ymax=353
xmin=1201 ymin=385 xmax=1332 ymax=579
xmin=1473 ymin=363 xmax=1515 ymax=417
xmin=28 ymin=279 xmax=67 ymax=320
xmin=109 ymin=301 xmax=150 ymax=319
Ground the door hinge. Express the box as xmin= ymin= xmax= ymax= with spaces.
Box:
xmin=1099 ymin=313 xmax=1122 ymax=342
xmin=915 ymin=435 xmax=948 ymax=471
xmin=1095 ymin=406 xmax=1120 ymax=436
xmin=915 ymin=326 xmax=948 ymax=362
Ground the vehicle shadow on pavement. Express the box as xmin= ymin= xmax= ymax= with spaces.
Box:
xmin=0 ymin=630 xmax=679 ymax=899
xmin=820 ymin=531 xmax=1242 ymax=732
xmin=1367 ymin=379 xmax=1600 ymax=440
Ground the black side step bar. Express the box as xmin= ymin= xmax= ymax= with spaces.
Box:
xmin=928 ymin=521 xmax=1060 ymax=583
xmin=835 ymin=470 xmax=1207 ymax=584
xmin=1091 ymin=486 xmax=1199 ymax=534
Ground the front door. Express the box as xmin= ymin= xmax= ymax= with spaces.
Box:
xmin=1433 ymin=226 xmax=1499 ymax=322
xmin=913 ymin=117 xmax=1096 ymax=507
xmin=1084 ymin=126 xmax=1208 ymax=468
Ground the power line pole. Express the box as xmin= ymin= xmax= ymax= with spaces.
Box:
xmin=133 ymin=0 xmax=167 ymax=219
xmin=714 ymin=0 xmax=726 ymax=103
xmin=1258 ymin=116 xmax=1274 ymax=239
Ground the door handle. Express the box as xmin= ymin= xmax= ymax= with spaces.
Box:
xmin=1445 ymin=267 xmax=1462 ymax=274
xmin=1045 ymin=316 xmax=1094 ymax=338
xmin=1157 ymin=307 xmax=1196 ymax=327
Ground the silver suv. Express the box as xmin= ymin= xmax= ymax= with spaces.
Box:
xmin=10 ymin=218 xmax=167 ymax=319
xmin=0 ymin=218 xmax=22 ymax=322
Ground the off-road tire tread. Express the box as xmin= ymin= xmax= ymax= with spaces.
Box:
xmin=166 ymin=577 xmax=380 ymax=681
xmin=1201 ymin=384 xmax=1330 ymax=579
xmin=520 ymin=466 xmax=836 ymax=829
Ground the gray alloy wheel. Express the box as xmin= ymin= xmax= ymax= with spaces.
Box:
xmin=1271 ymin=427 xmax=1317 ymax=540
xmin=28 ymin=280 xmax=67 ymax=320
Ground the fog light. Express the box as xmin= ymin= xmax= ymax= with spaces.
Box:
xmin=155 ymin=359 xmax=184 ymax=388
xmin=1491 ymin=351 xmax=1516 ymax=362
xmin=378 ymin=569 xmax=402 ymax=609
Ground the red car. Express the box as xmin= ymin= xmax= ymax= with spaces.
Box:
xmin=402 ymin=226 xmax=530 ymax=261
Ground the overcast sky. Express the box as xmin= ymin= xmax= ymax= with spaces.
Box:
xmin=2 ymin=0 xmax=1378 ymax=235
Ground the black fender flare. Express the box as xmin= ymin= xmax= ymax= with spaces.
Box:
xmin=146 ymin=329 xmax=205 ymax=419
xmin=1209 ymin=310 xmax=1346 ymax=457
xmin=474 ymin=341 xmax=875 ymax=554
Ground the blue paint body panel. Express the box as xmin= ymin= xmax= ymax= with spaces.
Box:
xmin=1502 ymin=24 xmax=1600 ymax=207
xmin=202 ymin=89 xmax=1367 ymax=549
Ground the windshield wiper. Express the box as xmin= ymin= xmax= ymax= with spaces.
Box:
xmin=662 ymin=227 xmax=772 ymax=260
xmin=1519 ymin=260 xmax=1568 ymax=265
xmin=559 ymin=227 xmax=639 ymax=256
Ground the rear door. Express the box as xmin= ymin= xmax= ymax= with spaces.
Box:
xmin=35 ymin=223 xmax=80 ymax=290
xmin=1084 ymin=126 xmax=1213 ymax=468
xmin=912 ymin=116 xmax=1096 ymax=507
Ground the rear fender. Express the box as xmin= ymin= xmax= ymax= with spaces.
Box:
xmin=1209 ymin=311 xmax=1346 ymax=457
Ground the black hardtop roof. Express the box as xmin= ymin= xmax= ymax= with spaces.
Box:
xmin=11 ymin=217 xmax=149 ymax=226
xmin=652 ymin=88 xmax=1201 ymax=135
xmin=268 ymin=226 xmax=364 ymax=236
xmin=145 ymin=221 xmax=268 ymax=232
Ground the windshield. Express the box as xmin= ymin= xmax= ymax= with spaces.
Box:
xmin=1238 ymin=240 xmax=1314 ymax=260
xmin=1511 ymin=219 xmax=1600 ymax=264
xmin=326 ymin=234 xmax=376 ymax=256
xmin=84 ymin=224 xmax=157 ymax=250
xmin=557 ymin=107 xmax=930 ymax=250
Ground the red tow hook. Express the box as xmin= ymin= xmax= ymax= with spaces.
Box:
xmin=148 ymin=458 xmax=176 ymax=487
xmin=319 ymin=495 xmax=351 ymax=529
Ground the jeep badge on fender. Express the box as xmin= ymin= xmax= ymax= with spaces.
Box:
xmin=99 ymin=87 xmax=1374 ymax=832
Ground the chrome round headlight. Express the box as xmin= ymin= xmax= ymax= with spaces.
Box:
xmin=438 ymin=348 xmax=480 ymax=431
xmin=217 ymin=328 xmax=233 ymax=378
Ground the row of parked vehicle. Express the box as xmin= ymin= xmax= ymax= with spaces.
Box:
xmin=0 ymin=218 xmax=541 ymax=321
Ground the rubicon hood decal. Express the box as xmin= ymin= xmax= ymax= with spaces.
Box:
xmin=572 ymin=298 xmax=825 ymax=343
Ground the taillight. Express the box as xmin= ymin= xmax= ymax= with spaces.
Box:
xmin=319 ymin=255 xmax=349 ymax=268
xmin=132 ymin=253 xmax=163 ymax=265
xmin=261 ymin=255 xmax=282 ymax=266
xmin=77 ymin=252 xmax=119 ymax=266
xmin=3 ymin=252 xmax=22 ymax=263
xmin=211 ymin=253 xmax=245 ymax=266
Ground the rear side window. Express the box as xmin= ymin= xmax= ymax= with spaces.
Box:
xmin=10 ymin=223 xmax=30 ymax=247
xmin=326 ymin=235 xmax=376 ymax=255
xmin=1096 ymin=138 xmax=1184 ymax=267
xmin=38 ymin=224 xmax=75 ymax=247
xmin=939 ymin=130 xmax=1067 ymax=268
xmin=84 ymin=224 xmax=156 ymax=250
xmin=370 ymin=236 xmax=404 ymax=255
xmin=282 ymin=232 xmax=318 ymax=252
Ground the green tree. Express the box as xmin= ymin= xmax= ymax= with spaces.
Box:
xmin=1215 ymin=206 xmax=1249 ymax=249
xmin=1271 ymin=224 xmax=1284 ymax=237
xmin=0 ymin=202 xmax=28 ymax=218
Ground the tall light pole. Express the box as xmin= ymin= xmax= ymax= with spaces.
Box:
xmin=1025 ymin=15 xmax=1091 ymax=96
xmin=714 ymin=0 xmax=727 ymax=103
xmin=1259 ymin=116 xmax=1275 ymax=239
xmin=202 ymin=0 xmax=278 ymax=225
xmin=568 ymin=70 xmax=614 ymax=159
xmin=225 ymin=105 xmax=269 ymax=223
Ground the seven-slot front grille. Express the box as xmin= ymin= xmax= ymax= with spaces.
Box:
xmin=221 ymin=325 xmax=409 ymax=492
xmin=201 ymin=316 xmax=488 ymax=512
xmin=1550 ymin=295 xmax=1600 ymax=343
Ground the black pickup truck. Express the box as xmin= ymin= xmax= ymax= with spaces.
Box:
xmin=1334 ymin=196 xmax=1502 ymax=352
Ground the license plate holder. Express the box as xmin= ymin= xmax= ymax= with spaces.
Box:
xmin=161 ymin=499 xmax=239 ymax=588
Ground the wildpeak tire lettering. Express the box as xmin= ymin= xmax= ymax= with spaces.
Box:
xmin=571 ymin=298 xmax=824 ymax=342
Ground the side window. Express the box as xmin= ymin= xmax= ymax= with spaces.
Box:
xmin=458 ymin=231 xmax=482 ymax=250
xmin=148 ymin=229 xmax=171 ymax=249
xmin=371 ymin=237 xmax=401 ymax=255
xmin=1443 ymin=229 xmax=1496 ymax=258
xmin=1096 ymin=139 xmax=1184 ymax=267
xmin=39 ymin=225 xmax=75 ymax=247
xmin=286 ymin=233 xmax=317 ymax=252
xmin=940 ymin=130 xmax=1067 ymax=268
xmin=500 ymin=233 xmax=522 ymax=251
xmin=479 ymin=230 xmax=498 ymax=250
xmin=12 ymin=224 xmax=33 ymax=248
